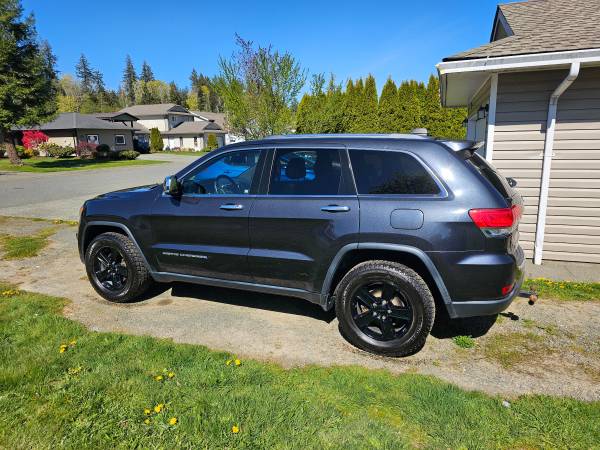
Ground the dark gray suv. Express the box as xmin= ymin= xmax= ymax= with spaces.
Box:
xmin=78 ymin=134 xmax=524 ymax=356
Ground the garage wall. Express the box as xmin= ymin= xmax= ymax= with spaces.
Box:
xmin=492 ymin=67 xmax=600 ymax=263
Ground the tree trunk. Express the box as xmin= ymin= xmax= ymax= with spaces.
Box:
xmin=2 ymin=130 xmax=22 ymax=165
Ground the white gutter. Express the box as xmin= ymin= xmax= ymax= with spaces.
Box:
xmin=533 ymin=62 xmax=580 ymax=265
xmin=484 ymin=73 xmax=498 ymax=162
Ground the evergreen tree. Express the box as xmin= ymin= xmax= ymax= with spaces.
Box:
xmin=205 ymin=133 xmax=218 ymax=150
xmin=343 ymin=79 xmax=356 ymax=132
xmin=396 ymin=81 xmax=423 ymax=132
xmin=378 ymin=77 xmax=398 ymax=132
xmin=295 ymin=94 xmax=312 ymax=133
xmin=169 ymin=81 xmax=186 ymax=105
xmin=321 ymin=74 xmax=345 ymax=133
xmin=122 ymin=55 xmax=137 ymax=106
xmin=75 ymin=54 xmax=94 ymax=94
xmin=140 ymin=61 xmax=154 ymax=83
xmin=357 ymin=74 xmax=378 ymax=133
xmin=149 ymin=128 xmax=163 ymax=152
xmin=0 ymin=0 xmax=57 ymax=164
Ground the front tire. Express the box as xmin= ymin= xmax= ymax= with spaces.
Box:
xmin=85 ymin=232 xmax=153 ymax=303
xmin=334 ymin=260 xmax=435 ymax=356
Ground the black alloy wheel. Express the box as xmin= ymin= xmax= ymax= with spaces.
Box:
xmin=92 ymin=245 xmax=129 ymax=293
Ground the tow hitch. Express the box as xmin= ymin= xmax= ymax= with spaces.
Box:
xmin=520 ymin=282 xmax=538 ymax=305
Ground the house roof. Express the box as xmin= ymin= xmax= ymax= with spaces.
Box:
xmin=95 ymin=111 xmax=139 ymax=122
xmin=161 ymin=120 xmax=225 ymax=136
xmin=444 ymin=0 xmax=600 ymax=61
xmin=13 ymin=112 xmax=133 ymax=131
xmin=118 ymin=103 xmax=193 ymax=117
xmin=191 ymin=111 xmax=227 ymax=129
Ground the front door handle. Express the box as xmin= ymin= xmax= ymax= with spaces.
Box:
xmin=220 ymin=203 xmax=244 ymax=210
xmin=321 ymin=205 xmax=350 ymax=213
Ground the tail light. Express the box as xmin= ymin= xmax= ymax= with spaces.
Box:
xmin=469 ymin=205 xmax=523 ymax=237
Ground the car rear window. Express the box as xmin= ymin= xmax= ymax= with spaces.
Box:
xmin=466 ymin=153 xmax=512 ymax=198
xmin=349 ymin=150 xmax=440 ymax=195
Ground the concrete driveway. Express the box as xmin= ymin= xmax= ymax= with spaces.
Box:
xmin=0 ymin=153 xmax=197 ymax=220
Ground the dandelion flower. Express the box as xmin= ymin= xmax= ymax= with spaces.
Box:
xmin=226 ymin=360 xmax=232 ymax=366
xmin=169 ymin=417 xmax=178 ymax=425
xmin=144 ymin=408 xmax=151 ymax=415
xmin=232 ymin=425 xmax=240 ymax=434
xmin=167 ymin=372 xmax=175 ymax=379
xmin=155 ymin=375 xmax=164 ymax=382
xmin=144 ymin=418 xmax=151 ymax=425
xmin=69 ymin=340 xmax=76 ymax=346
xmin=234 ymin=359 xmax=241 ymax=366
xmin=59 ymin=347 xmax=66 ymax=353
xmin=154 ymin=404 xmax=164 ymax=413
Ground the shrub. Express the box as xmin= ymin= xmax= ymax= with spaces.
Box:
xmin=46 ymin=145 xmax=73 ymax=158
xmin=205 ymin=133 xmax=218 ymax=150
xmin=76 ymin=141 xmax=97 ymax=158
xmin=93 ymin=144 xmax=111 ymax=159
xmin=16 ymin=145 xmax=33 ymax=159
xmin=0 ymin=144 xmax=6 ymax=158
xmin=22 ymin=130 xmax=48 ymax=150
xmin=118 ymin=150 xmax=140 ymax=160
xmin=150 ymin=128 xmax=163 ymax=153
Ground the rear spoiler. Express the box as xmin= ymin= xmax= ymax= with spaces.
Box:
xmin=437 ymin=140 xmax=485 ymax=159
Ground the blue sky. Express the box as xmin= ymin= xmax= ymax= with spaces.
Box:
xmin=22 ymin=0 xmax=501 ymax=92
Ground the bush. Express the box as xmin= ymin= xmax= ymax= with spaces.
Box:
xmin=118 ymin=150 xmax=140 ymax=160
xmin=22 ymin=130 xmax=48 ymax=150
xmin=16 ymin=145 xmax=33 ymax=159
xmin=150 ymin=128 xmax=163 ymax=153
xmin=76 ymin=141 xmax=97 ymax=158
xmin=38 ymin=142 xmax=71 ymax=158
xmin=93 ymin=144 xmax=111 ymax=159
xmin=205 ymin=133 xmax=219 ymax=150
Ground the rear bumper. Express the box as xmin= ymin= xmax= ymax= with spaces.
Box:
xmin=445 ymin=247 xmax=525 ymax=319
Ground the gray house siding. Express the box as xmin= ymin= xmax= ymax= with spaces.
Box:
xmin=491 ymin=67 xmax=600 ymax=263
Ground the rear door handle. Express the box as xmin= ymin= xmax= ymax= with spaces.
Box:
xmin=321 ymin=205 xmax=350 ymax=213
xmin=220 ymin=203 xmax=244 ymax=210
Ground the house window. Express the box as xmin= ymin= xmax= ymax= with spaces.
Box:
xmin=115 ymin=135 xmax=126 ymax=145
xmin=194 ymin=137 xmax=198 ymax=147
xmin=86 ymin=135 xmax=99 ymax=144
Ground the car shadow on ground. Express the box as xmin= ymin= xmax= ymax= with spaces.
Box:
xmin=170 ymin=282 xmax=336 ymax=323
xmin=430 ymin=307 xmax=498 ymax=339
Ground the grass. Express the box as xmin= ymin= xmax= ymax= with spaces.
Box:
xmin=483 ymin=332 xmax=549 ymax=368
xmin=524 ymin=277 xmax=600 ymax=301
xmin=0 ymin=286 xmax=598 ymax=449
xmin=0 ymin=227 xmax=56 ymax=259
xmin=0 ymin=157 xmax=164 ymax=173
xmin=452 ymin=335 xmax=476 ymax=349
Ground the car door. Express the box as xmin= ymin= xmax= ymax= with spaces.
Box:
xmin=150 ymin=148 xmax=266 ymax=282
xmin=248 ymin=146 xmax=359 ymax=293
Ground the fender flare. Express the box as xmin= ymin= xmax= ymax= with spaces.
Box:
xmin=81 ymin=221 xmax=153 ymax=271
xmin=320 ymin=242 xmax=453 ymax=313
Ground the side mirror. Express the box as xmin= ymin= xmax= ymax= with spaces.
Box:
xmin=163 ymin=175 xmax=180 ymax=196
xmin=506 ymin=177 xmax=518 ymax=188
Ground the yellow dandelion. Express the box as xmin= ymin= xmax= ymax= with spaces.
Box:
xmin=69 ymin=340 xmax=76 ymax=346
xmin=59 ymin=347 xmax=66 ymax=353
xmin=167 ymin=372 xmax=175 ymax=379
xmin=155 ymin=375 xmax=164 ymax=382
xmin=154 ymin=404 xmax=163 ymax=413
xmin=226 ymin=360 xmax=232 ymax=366
xmin=144 ymin=418 xmax=151 ymax=425
xmin=232 ymin=425 xmax=240 ymax=434
xmin=234 ymin=359 xmax=241 ymax=366
xmin=144 ymin=408 xmax=151 ymax=415
xmin=169 ymin=417 xmax=178 ymax=426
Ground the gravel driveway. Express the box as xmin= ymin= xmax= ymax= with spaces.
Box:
xmin=1 ymin=217 xmax=598 ymax=401
xmin=0 ymin=153 xmax=197 ymax=220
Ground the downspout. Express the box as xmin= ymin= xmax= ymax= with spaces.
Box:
xmin=533 ymin=62 xmax=580 ymax=265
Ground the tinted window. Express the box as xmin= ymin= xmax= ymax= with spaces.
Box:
xmin=180 ymin=150 xmax=261 ymax=195
xmin=269 ymin=149 xmax=342 ymax=195
xmin=349 ymin=150 xmax=440 ymax=195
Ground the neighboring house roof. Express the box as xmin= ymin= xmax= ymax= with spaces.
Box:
xmin=161 ymin=120 xmax=225 ymax=136
xmin=131 ymin=122 xmax=150 ymax=134
xmin=96 ymin=111 xmax=139 ymax=122
xmin=191 ymin=111 xmax=228 ymax=129
xmin=12 ymin=112 xmax=133 ymax=131
xmin=118 ymin=103 xmax=193 ymax=117
xmin=444 ymin=0 xmax=600 ymax=61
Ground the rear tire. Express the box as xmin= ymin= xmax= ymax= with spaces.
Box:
xmin=85 ymin=232 xmax=153 ymax=303
xmin=334 ymin=260 xmax=435 ymax=356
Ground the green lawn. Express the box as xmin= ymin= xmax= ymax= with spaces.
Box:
xmin=0 ymin=157 xmax=164 ymax=173
xmin=525 ymin=277 xmax=600 ymax=301
xmin=0 ymin=286 xmax=598 ymax=449
xmin=0 ymin=227 xmax=56 ymax=259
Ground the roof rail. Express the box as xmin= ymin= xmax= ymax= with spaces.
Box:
xmin=263 ymin=133 xmax=431 ymax=140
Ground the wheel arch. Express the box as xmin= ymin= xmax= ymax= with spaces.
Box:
xmin=321 ymin=243 xmax=452 ymax=313
xmin=81 ymin=221 xmax=152 ymax=271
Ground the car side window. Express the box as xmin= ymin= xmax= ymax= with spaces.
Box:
xmin=269 ymin=149 xmax=342 ymax=195
xmin=349 ymin=150 xmax=440 ymax=195
xmin=180 ymin=150 xmax=261 ymax=195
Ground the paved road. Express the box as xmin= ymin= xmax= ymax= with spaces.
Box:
xmin=0 ymin=154 xmax=198 ymax=220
